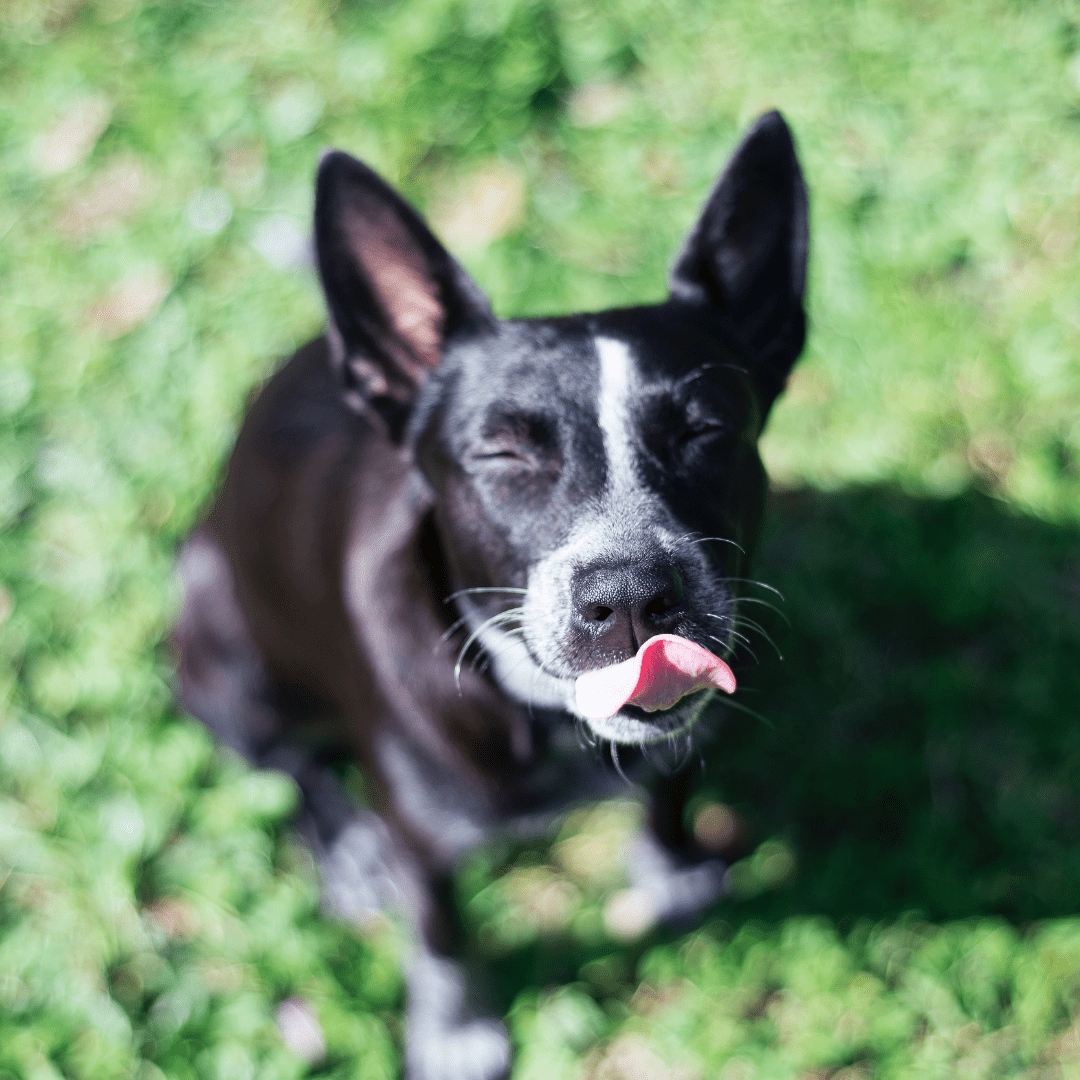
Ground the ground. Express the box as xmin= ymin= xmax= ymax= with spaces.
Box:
xmin=2 ymin=1 xmax=1080 ymax=1077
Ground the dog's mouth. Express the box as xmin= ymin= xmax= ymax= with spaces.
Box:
xmin=563 ymin=634 xmax=735 ymax=744
xmin=573 ymin=634 xmax=736 ymax=721
xmin=455 ymin=598 xmax=736 ymax=745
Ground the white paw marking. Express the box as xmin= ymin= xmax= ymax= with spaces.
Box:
xmin=406 ymin=1017 xmax=511 ymax=1080
xmin=606 ymin=832 xmax=729 ymax=940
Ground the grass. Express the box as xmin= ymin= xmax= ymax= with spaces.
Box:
xmin=2 ymin=0 xmax=1080 ymax=1076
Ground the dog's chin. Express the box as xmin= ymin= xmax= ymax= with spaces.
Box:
xmin=576 ymin=689 xmax=717 ymax=746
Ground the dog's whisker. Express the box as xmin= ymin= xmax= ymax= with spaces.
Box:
xmin=710 ymin=629 xmax=758 ymax=664
xmin=718 ymin=696 xmax=775 ymax=730
xmin=737 ymin=639 xmax=763 ymax=664
xmin=609 ymin=741 xmax=632 ymax=786
xmin=705 ymin=613 xmax=751 ymax=642
xmin=672 ymin=731 xmax=693 ymax=773
xmin=487 ymin=633 xmax=531 ymax=665
xmin=454 ymin=609 xmax=527 ymax=688
xmin=440 ymin=605 xmax=526 ymax=653
xmin=690 ymin=535 xmax=745 ymax=553
xmin=522 ymin=647 xmax=569 ymax=682
xmin=525 ymin=651 xmax=544 ymax=719
xmin=641 ymin=738 xmax=671 ymax=776
xmin=639 ymin=738 xmax=656 ymax=771
xmin=736 ymin=596 xmax=792 ymax=625
xmin=575 ymin=716 xmax=597 ymax=751
xmin=476 ymin=635 xmax=529 ymax=675
xmin=730 ymin=615 xmax=783 ymax=660
xmin=670 ymin=530 xmax=705 ymax=551
xmin=706 ymin=632 xmax=747 ymax=663
xmin=445 ymin=586 xmax=528 ymax=604
xmin=483 ymin=614 xmax=526 ymax=631
xmin=723 ymin=577 xmax=786 ymax=601
xmin=475 ymin=631 xmax=528 ymax=670
xmin=640 ymin=730 xmax=695 ymax=776
xmin=469 ymin=622 xmax=538 ymax=685
xmin=438 ymin=613 xmax=472 ymax=648
xmin=705 ymin=616 xmax=758 ymax=657
xmin=731 ymin=614 xmax=769 ymax=635
xmin=450 ymin=615 xmax=525 ymax=671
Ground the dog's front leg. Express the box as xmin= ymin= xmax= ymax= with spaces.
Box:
xmin=405 ymin=942 xmax=510 ymax=1080
xmin=303 ymin=786 xmax=510 ymax=1080
xmin=397 ymin=864 xmax=511 ymax=1080
xmin=612 ymin=769 xmax=728 ymax=937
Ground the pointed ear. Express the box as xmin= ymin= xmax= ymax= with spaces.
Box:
xmin=314 ymin=151 xmax=495 ymax=435
xmin=669 ymin=111 xmax=808 ymax=407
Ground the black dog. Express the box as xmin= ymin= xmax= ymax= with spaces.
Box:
xmin=175 ymin=110 xmax=807 ymax=1080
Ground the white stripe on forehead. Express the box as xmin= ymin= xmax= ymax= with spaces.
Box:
xmin=595 ymin=335 xmax=639 ymax=498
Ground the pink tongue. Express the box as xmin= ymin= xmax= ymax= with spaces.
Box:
xmin=574 ymin=634 xmax=736 ymax=721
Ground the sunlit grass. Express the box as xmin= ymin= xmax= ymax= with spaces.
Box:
xmin=2 ymin=0 xmax=1080 ymax=1076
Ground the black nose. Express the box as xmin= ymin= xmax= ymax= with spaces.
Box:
xmin=571 ymin=560 xmax=684 ymax=657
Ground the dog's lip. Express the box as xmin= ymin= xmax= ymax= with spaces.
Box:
xmin=573 ymin=634 xmax=736 ymax=721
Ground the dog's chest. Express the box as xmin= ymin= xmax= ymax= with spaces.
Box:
xmin=373 ymin=708 xmax=628 ymax=862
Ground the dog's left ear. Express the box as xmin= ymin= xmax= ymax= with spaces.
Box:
xmin=669 ymin=111 xmax=809 ymax=410
xmin=315 ymin=151 xmax=495 ymax=436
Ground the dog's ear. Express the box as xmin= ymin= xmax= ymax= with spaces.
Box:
xmin=315 ymin=151 xmax=495 ymax=436
xmin=669 ymin=111 xmax=808 ymax=408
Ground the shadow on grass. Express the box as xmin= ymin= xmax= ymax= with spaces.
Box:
xmin=470 ymin=485 xmax=1080 ymax=1006
xmin=717 ymin=484 xmax=1080 ymax=925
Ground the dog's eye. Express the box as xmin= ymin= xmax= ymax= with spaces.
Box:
xmin=678 ymin=419 xmax=724 ymax=445
xmin=475 ymin=448 xmax=526 ymax=462
xmin=471 ymin=412 xmax=559 ymax=471
xmin=470 ymin=440 xmax=533 ymax=467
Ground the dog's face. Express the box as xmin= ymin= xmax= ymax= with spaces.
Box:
xmin=314 ymin=113 xmax=808 ymax=744
xmin=412 ymin=311 xmax=767 ymax=741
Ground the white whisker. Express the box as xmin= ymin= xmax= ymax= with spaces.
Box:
xmin=454 ymin=608 xmax=526 ymax=689
xmin=731 ymin=614 xmax=783 ymax=660
xmin=719 ymin=696 xmax=774 ymax=729
xmin=690 ymin=535 xmax=745 ymax=553
xmin=723 ymin=577 xmax=786 ymax=601
xmin=446 ymin=586 xmax=527 ymax=603
xmin=736 ymin=595 xmax=791 ymax=625
xmin=609 ymin=742 xmax=631 ymax=785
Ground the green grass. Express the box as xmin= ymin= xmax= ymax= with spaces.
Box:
xmin=2 ymin=0 xmax=1080 ymax=1076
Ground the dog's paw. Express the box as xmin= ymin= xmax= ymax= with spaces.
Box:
xmin=406 ymin=954 xmax=511 ymax=1080
xmin=604 ymin=833 xmax=728 ymax=941
xmin=315 ymin=813 xmax=400 ymax=927
xmin=406 ymin=1016 xmax=511 ymax=1080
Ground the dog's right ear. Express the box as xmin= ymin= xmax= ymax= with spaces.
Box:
xmin=314 ymin=151 xmax=495 ymax=436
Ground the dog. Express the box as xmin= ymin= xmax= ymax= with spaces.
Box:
xmin=174 ymin=110 xmax=807 ymax=1080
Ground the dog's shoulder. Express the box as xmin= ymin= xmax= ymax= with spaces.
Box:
xmin=233 ymin=335 xmax=365 ymax=468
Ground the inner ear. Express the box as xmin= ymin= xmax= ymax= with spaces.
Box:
xmin=314 ymin=151 xmax=494 ymax=425
xmin=339 ymin=197 xmax=444 ymax=372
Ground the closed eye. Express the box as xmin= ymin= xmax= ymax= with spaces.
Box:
xmin=470 ymin=445 xmax=532 ymax=466
xmin=471 ymin=411 xmax=560 ymax=469
xmin=469 ymin=437 xmax=545 ymax=469
xmin=678 ymin=419 xmax=724 ymax=444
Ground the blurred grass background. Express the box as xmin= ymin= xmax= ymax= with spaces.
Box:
xmin=2 ymin=0 xmax=1080 ymax=1077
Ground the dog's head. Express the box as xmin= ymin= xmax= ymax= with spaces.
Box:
xmin=315 ymin=112 xmax=808 ymax=744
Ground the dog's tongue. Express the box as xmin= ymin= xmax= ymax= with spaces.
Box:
xmin=574 ymin=634 xmax=736 ymax=721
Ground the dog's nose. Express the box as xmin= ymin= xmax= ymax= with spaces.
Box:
xmin=571 ymin=560 xmax=684 ymax=657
